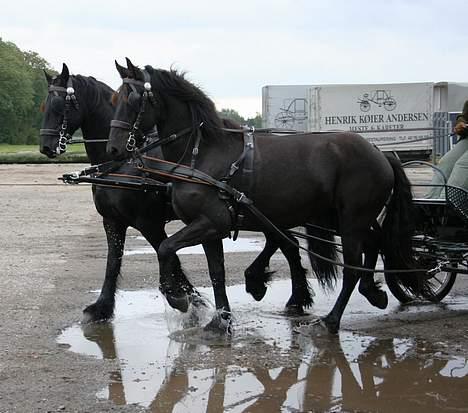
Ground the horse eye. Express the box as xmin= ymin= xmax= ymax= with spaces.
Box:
xmin=50 ymin=96 xmax=65 ymax=113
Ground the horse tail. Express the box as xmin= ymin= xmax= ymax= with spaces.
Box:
xmin=381 ymin=154 xmax=433 ymax=297
xmin=306 ymin=225 xmax=338 ymax=290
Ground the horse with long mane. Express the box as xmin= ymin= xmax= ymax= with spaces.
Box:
xmin=106 ymin=59 xmax=433 ymax=334
xmin=40 ymin=63 xmax=319 ymax=320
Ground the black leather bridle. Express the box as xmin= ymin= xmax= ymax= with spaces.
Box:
xmin=40 ymin=77 xmax=79 ymax=155
xmin=110 ymin=70 xmax=158 ymax=152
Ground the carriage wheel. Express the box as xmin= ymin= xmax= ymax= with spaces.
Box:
xmin=385 ymin=260 xmax=457 ymax=304
xmin=384 ymin=98 xmax=396 ymax=111
xmin=360 ymin=101 xmax=371 ymax=112
xmin=275 ymin=112 xmax=295 ymax=129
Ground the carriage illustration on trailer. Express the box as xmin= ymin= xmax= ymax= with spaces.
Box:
xmin=274 ymin=98 xmax=308 ymax=129
xmin=358 ymin=90 xmax=397 ymax=112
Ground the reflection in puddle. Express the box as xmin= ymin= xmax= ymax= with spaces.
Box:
xmin=58 ymin=281 xmax=468 ymax=412
xmin=124 ymin=236 xmax=264 ymax=256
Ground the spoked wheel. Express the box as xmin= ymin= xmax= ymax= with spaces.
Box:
xmin=275 ymin=111 xmax=294 ymax=129
xmin=385 ymin=254 xmax=458 ymax=304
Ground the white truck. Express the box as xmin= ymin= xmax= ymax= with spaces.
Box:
xmin=262 ymin=82 xmax=468 ymax=157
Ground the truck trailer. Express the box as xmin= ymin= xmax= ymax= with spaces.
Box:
xmin=262 ymin=82 xmax=468 ymax=158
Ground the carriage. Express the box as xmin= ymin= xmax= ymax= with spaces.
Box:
xmin=385 ymin=162 xmax=468 ymax=303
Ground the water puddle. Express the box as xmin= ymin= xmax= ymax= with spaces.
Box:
xmin=124 ymin=236 xmax=264 ymax=256
xmin=58 ymin=280 xmax=468 ymax=411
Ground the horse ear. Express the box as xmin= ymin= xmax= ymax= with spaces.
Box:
xmin=43 ymin=69 xmax=53 ymax=84
xmin=61 ymin=63 xmax=70 ymax=81
xmin=115 ymin=60 xmax=129 ymax=79
xmin=125 ymin=57 xmax=140 ymax=79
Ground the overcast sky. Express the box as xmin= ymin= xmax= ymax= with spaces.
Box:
xmin=2 ymin=0 xmax=467 ymax=117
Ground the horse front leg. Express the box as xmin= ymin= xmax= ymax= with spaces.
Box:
xmin=202 ymin=239 xmax=232 ymax=334
xmin=158 ymin=217 xmax=231 ymax=334
xmin=322 ymin=234 xmax=363 ymax=334
xmin=83 ymin=218 xmax=127 ymax=323
xmin=140 ymin=224 xmax=204 ymax=309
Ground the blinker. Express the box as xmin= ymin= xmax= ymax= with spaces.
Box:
xmin=128 ymin=91 xmax=142 ymax=110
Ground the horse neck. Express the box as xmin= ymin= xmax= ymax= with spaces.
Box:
xmin=79 ymin=81 xmax=114 ymax=165
xmin=158 ymin=108 xmax=244 ymax=177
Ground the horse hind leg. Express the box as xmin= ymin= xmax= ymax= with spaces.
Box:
xmin=83 ymin=218 xmax=127 ymax=323
xmin=358 ymin=229 xmax=388 ymax=310
xmin=322 ymin=234 xmax=363 ymax=334
xmin=244 ymin=233 xmax=278 ymax=301
xmin=276 ymin=233 xmax=313 ymax=315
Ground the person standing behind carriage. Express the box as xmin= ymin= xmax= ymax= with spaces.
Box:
xmin=426 ymin=100 xmax=468 ymax=198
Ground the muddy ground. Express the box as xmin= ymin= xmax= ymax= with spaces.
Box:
xmin=0 ymin=164 xmax=467 ymax=413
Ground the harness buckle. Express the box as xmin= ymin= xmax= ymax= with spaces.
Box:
xmin=229 ymin=163 xmax=239 ymax=176
xmin=126 ymin=134 xmax=136 ymax=152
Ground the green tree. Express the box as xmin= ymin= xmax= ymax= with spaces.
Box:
xmin=218 ymin=108 xmax=245 ymax=125
xmin=0 ymin=38 xmax=55 ymax=144
xmin=245 ymin=113 xmax=262 ymax=128
xmin=218 ymin=108 xmax=263 ymax=128
xmin=23 ymin=50 xmax=56 ymax=144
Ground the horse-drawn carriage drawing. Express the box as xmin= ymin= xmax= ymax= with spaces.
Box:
xmin=274 ymin=98 xmax=308 ymax=128
xmin=358 ymin=89 xmax=397 ymax=112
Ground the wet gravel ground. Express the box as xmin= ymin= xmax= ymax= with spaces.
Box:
xmin=0 ymin=163 xmax=467 ymax=413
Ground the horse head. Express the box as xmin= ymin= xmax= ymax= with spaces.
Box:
xmin=40 ymin=63 xmax=82 ymax=158
xmin=107 ymin=58 xmax=160 ymax=160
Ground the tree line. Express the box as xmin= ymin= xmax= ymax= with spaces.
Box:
xmin=0 ymin=38 xmax=56 ymax=144
xmin=0 ymin=39 xmax=261 ymax=145
xmin=218 ymin=108 xmax=262 ymax=128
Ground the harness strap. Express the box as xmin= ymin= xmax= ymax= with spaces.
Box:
xmin=135 ymin=125 xmax=197 ymax=155
xmin=138 ymin=155 xmax=252 ymax=203
xmin=110 ymin=120 xmax=132 ymax=130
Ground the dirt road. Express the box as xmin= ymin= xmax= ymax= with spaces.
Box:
xmin=0 ymin=164 xmax=467 ymax=412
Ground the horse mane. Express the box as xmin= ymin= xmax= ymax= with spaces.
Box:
xmin=73 ymin=75 xmax=115 ymax=109
xmin=145 ymin=66 xmax=224 ymax=141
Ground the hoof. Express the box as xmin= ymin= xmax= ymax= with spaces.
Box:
xmin=189 ymin=293 xmax=207 ymax=308
xmin=284 ymin=304 xmax=305 ymax=316
xmin=246 ymin=283 xmax=267 ymax=302
xmin=321 ymin=315 xmax=340 ymax=334
xmin=165 ymin=293 xmax=190 ymax=313
xmin=203 ymin=312 xmax=232 ymax=335
xmin=359 ymin=286 xmax=388 ymax=310
xmin=82 ymin=302 xmax=114 ymax=324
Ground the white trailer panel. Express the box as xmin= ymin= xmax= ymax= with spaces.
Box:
xmin=308 ymin=83 xmax=434 ymax=152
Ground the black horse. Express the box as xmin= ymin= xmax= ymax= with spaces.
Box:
xmin=39 ymin=64 xmax=316 ymax=320
xmin=107 ymin=59 xmax=431 ymax=334
xmin=40 ymin=63 xmax=202 ymax=322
